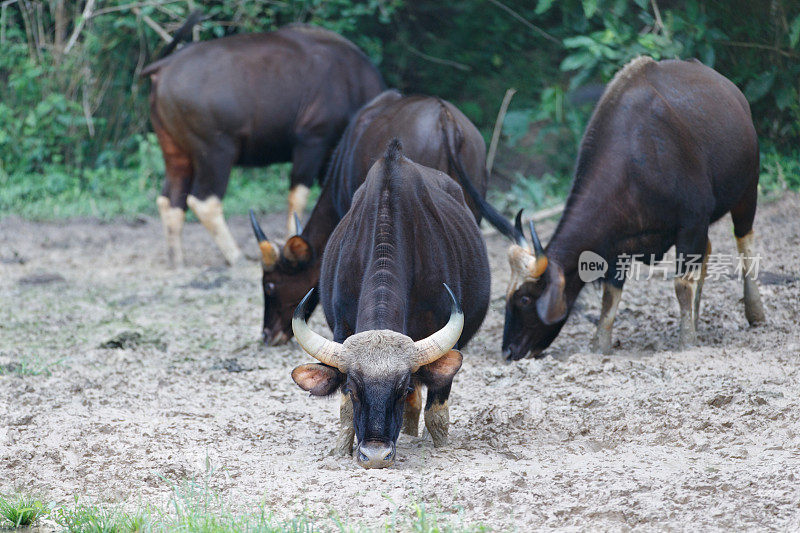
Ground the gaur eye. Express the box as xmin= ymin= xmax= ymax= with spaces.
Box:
xmin=519 ymin=295 xmax=532 ymax=307
xmin=406 ymin=386 xmax=414 ymax=394
xmin=264 ymin=282 xmax=276 ymax=295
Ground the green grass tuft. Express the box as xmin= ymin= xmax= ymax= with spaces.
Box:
xmin=0 ymin=352 xmax=62 ymax=377
xmin=52 ymin=501 xmax=152 ymax=533
xmin=0 ymin=493 xmax=48 ymax=528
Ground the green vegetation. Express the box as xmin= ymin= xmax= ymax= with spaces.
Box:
xmin=0 ymin=352 xmax=61 ymax=376
xmin=0 ymin=0 xmax=797 ymax=219
xmin=0 ymin=493 xmax=48 ymax=528
xmin=3 ymin=470 xmax=486 ymax=532
xmin=0 ymin=134 xmax=292 ymax=219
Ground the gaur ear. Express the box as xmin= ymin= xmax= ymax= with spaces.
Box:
xmin=536 ymin=264 xmax=568 ymax=325
xmin=283 ymin=235 xmax=312 ymax=264
xmin=291 ymin=364 xmax=343 ymax=396
xmin=416 ymin=350 xmax=463 ymax=388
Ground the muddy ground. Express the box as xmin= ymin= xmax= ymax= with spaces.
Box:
xmin=2 ymin=195 xmax=800 ymax=531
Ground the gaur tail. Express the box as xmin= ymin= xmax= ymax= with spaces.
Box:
xmin=140 ymin=10 xmax=203 ymax=77
xmin=439 ymin=102 xmax=521 ymax=241
xmin=158 ymin=9 xmax=202 ymax=58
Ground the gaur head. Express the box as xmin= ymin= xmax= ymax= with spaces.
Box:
xmin=502 ymin=211 xmax=568 ymax=360
xmin=250 ymin=210 xmax=318 ymax=346
xmin=291 ymin=285 xmax=464 ymax=469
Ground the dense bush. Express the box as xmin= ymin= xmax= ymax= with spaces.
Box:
xmin=0 ymin=0 xmax=796 ymax=217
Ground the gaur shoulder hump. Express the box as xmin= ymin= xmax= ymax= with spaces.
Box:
xmin=283 ymin=23 xmax=360 ymax=51
xmin=595 ymin=55 xmax=655 ymax=110
xmin=384 ymin=138 xmax=404 ymax=165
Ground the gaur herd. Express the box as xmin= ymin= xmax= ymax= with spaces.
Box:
xmin=143 ymin=17 xmax=766 ymax=469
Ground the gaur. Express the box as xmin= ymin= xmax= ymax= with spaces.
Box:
xmin=291 ymin=141 xmax=490 ymax=468
xmin=457 ymin=56 xmax=766 ymax=359
xmin=250 ymin=91 xmax=488 ymax=345
xmin=141 ymin=21 xmax=384 ymax=265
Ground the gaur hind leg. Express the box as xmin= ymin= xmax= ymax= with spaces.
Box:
xmin=402 ymin=382 xmax=422 ymax=437
xmin=187 ymin=141 xmax=242 ymax=265
xmin=333 ymin=392 xmax=355 ymax=456
xmin=590 ymin=280 xmax=623 ymax=354
xmin=424 ymin=383 xmax=452 ymax=448
xmin=674 ymin=222 xmax=710 ymax=349
xmin=730 ymin=182 xmax=766 ymax=325
xmin=287 ymin=139 xmax=329 ymax=235
xmin=154 ymin=127 xmax=193 ymax=267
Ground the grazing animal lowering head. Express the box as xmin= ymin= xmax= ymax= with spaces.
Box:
xmin=249 ymin=210 xmax=317 ymax=346
xmin=291 ymin=286 xmax=464 ymax=469
xmin=502 ymin=211 xmax=568 ymax=360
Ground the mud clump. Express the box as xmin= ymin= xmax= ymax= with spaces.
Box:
xmin=17 ymin=272 xmax=65 ymax=285
xmin=98 ymin=331 xmax=167 ymax=351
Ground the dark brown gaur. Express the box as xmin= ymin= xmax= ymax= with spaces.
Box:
xmin=141 ymin=20 xmax=384 ymax=266
xmin=249 ymin=90 xmax=489 ymax=346
xmin=456 ymin=56 xmax=766 ymax=359
xmin=290 ymin=141 xmax=490 ymax=468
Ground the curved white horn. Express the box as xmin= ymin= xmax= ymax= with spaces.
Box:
xmin=412 ymin=284 xmax=464 ymax=369
xmin=292 ymin=289 xmax=346 ymax=370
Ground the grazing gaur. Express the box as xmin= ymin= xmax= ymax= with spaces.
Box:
xmin=141 ymin=22 xmax=384 ymax=265
xmin=457 ymin=56 xmax=766 ymax=359
xmin=250 ymin=90 xmax=488 ymax=345
xmin=290 ymin=141 xmax=490 ymax=468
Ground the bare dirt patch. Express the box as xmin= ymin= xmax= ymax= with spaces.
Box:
xmin=2 ymin=196 xmax=800 ymax=530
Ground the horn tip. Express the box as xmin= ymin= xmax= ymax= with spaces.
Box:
xmin=442 ymin=283 xmax=462 ymax=315
xmin=293 ymin=288 xmax=315 ymax=320
xmin=250 ymin=209 xmax=268 ymax=242
xmin=293 ymin=212 xmax=302 ymax=234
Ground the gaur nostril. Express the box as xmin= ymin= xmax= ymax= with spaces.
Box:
xmin=358 ymin=451 xmax=369 ymax=463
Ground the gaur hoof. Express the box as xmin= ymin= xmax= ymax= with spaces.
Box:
xmin=330 ymin=444 xmax=353 ymax=457
xmin=431 ymin=435 xmax=448 ymax=448
xmin=678 ymin=334 xmax=697 ymax=351
xmin=745 ymin=303 xmax=766 ymax=326
xmin=224 ymin=250 xmax=244 ymax=266
xmin=590 ymin=335 xmax=613 ymax=355
xmin=402 ymin=419 xmax=419 ymax=437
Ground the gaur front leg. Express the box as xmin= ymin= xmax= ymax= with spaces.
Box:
xmin=287 ymin=185 xmax=311 ymax=235
xmin=675 ymin=270 xmax=701 ymax=349
xmin=674 ymin=224 xmax=710 ymax=349
xmin=402 ymin=383 xmax=422 ymax=437
xmin=424 ymin=384 xmax=452 ymax=448
xmin=288 ymin=138 xmax=329 ymax=236
xmin=693 ymin=239 xmax=711 ymax=330
xmin=187 ymin=195 xmax=242 ymax=265
xmin=590 ymin=282 xmax=623 ymax=354
xmin=735 ymin=231 xmax=766 ymax=325
xmin=333 ymin=392 xmax=355 ymax=457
